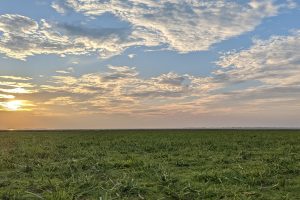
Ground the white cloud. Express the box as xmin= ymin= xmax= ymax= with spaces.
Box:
xmin=1 ymin=25 xmax=299 ymax=118
xmin=39 ymin=66 xmax=218 ymax=115
xmin=33 ymin=27 xmax=300 ymax=115
xmin=0 ymin=14 xmax=38 ymax=34
xmin=51 ymin=2 xmax=67 ymax=14
xmin=0 ymin=76 xmax=37 ymax=111
xmin=0 ymin=14 xmax=141 ymax=60
xmin=56 ymin=70 xmax=71 ymax=74
xmin=0 ymin=75 xmax=37 ymax=95
xmin=0 ymin=94 xmax=15 ymax=99
xmin=0 ymin=87 xmax=34 ymax=94
xmin=0 ymin=76 xmax=32 ymax=81
xmin=0 ymin=15 xmax=83 ymax=60
xmin=1 ymin=1 xmax=295 ymax=60
xmin=128 ymin=54 xmax=136 ymax=59
xmin=216 ymin=30 xmax=300 ymax=87
xmin=54 ymin=0 xmax=294 ymax=53
xmin=202 ymin=29 xmax=300 ymax=116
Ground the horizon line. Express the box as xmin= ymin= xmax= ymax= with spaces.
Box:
xmin=1 ymin=127 xmax=300 ymax=132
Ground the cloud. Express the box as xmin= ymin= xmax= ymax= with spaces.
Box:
xmin=0 ymin=14 xmax=81 ymax=60
xmin=44 ymin=96 xmax=76 ymax=105
xmin=0 ymin=76 xmax=32 ymax=81
xmin=0 ymin=14 xmax=38 ymax=34
xmin=1 ymin=1 xmax=295 ymax=60
xmin=35 ymin=26 xmax=300 ymax=115
xmin=215 ymin=30 xmax=300 ymax=87
xmin=0 ymin=75 xmax=37 ymax=95
xmin=128 ymin=54 xmax=136 ymax=59
xmin=203 ymin=29 xmax=300 ymax=115
xmin=38 ymin=66 xmax=217 ymax=115
xmin=0 ymin=14 xmax=141 ymax=60
xmin=0 ymin=94 xmax=15 ymax=99
xmin=0 ymin=76 xmax=37 ymax=111
xmin=53 ymin=0 xmax=295 ymax=53
xmin=51 ymin=1 xmax=68 ymax=14
xmin=56 ymin=70 xmax=71 ymax=74
xmin=1 ymin=28 xmax=299 ymax=117
xmin=0 ymin=87 xmax=34 ymax=94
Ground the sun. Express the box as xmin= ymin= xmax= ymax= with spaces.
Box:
xmin=2 ymin=100 xmax=34 ymax=111
xmin=5 ymin=100 xmax=23 ymax=111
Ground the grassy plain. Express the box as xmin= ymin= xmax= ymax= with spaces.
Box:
xmin=0 ymin=129 xmax=299 ymax=199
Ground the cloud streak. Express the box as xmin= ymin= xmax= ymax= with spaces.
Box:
xmin=0 ymin=1 xmax=296 ymax=60
xmin=38 ymin=29 xmax=300 ymax=116
xmin=1 ymin=29 xmax=299 ymax=124
xmin=216 ymin=30 xmax=300 ymax=87
xmin=0 ymin=14 xmax=141 ymax=60
xmin=53 ymin=0 xmax=295 ymax=53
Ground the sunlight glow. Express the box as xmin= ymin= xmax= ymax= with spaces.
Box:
xmin=0 ymin=100 xmax=34 ymax=112
xmin=4 ymin=100 xmax=23 ymax=111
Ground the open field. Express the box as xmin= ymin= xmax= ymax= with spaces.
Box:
xmin=0 ymin=130 xmax=299 ymax=200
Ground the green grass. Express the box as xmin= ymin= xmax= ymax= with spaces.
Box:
xmin=0 ymin=130 xmax=299 ymax=200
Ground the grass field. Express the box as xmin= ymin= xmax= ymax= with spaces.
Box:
xmin=0 ymin=130 xmax=299 ymax=200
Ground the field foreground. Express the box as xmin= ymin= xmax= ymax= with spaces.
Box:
xmin=0 ymin=130 xmax=299 ymax=199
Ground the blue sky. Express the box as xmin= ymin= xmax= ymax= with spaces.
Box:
xmin=0 ymin=0 xmax=299 ymax=129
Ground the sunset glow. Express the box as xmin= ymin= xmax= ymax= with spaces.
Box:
xmin=3 ymin=100 xmax=23 ymax=111
xmin=0 ymin=0 xmax=299 ymax=129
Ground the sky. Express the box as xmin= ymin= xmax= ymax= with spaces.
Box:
xmin=0 ymin=0 xmax=299 ymax=129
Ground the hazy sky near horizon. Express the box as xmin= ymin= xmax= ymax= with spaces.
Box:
xmin=0 ymin=0 xmax=300 ymax=129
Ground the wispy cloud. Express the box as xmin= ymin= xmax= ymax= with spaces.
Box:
xmin=0 ymin=76 xmax=37 ymax=111
xmin=0 ymin=76 xmax=37 ymax=94
xmin=216 ymin=30 xmax=300 ymax=87
xmin=38 ymin=29 xmax=300 ymax=116
xmin=0 ymin=76 xmax=32 ymax=81
xmin=52 ymin=0 xmax=295 ymax=53
xmin=1 ymin=1 xmax=296 ymax=60
xmin=0 ymin=94 xmax=15 ymax=99
xmin=38 ymin=66 xmax=217 ymax=115
xmin=0 ymin=14 xmax=137 ymax=60
xmin=128 ymin=54 xmax=136 ymax=59
xmin=207 ymin=29 xmax=300 ymax=113
xmin=1 ymin=27 xmax=299 ymax=120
